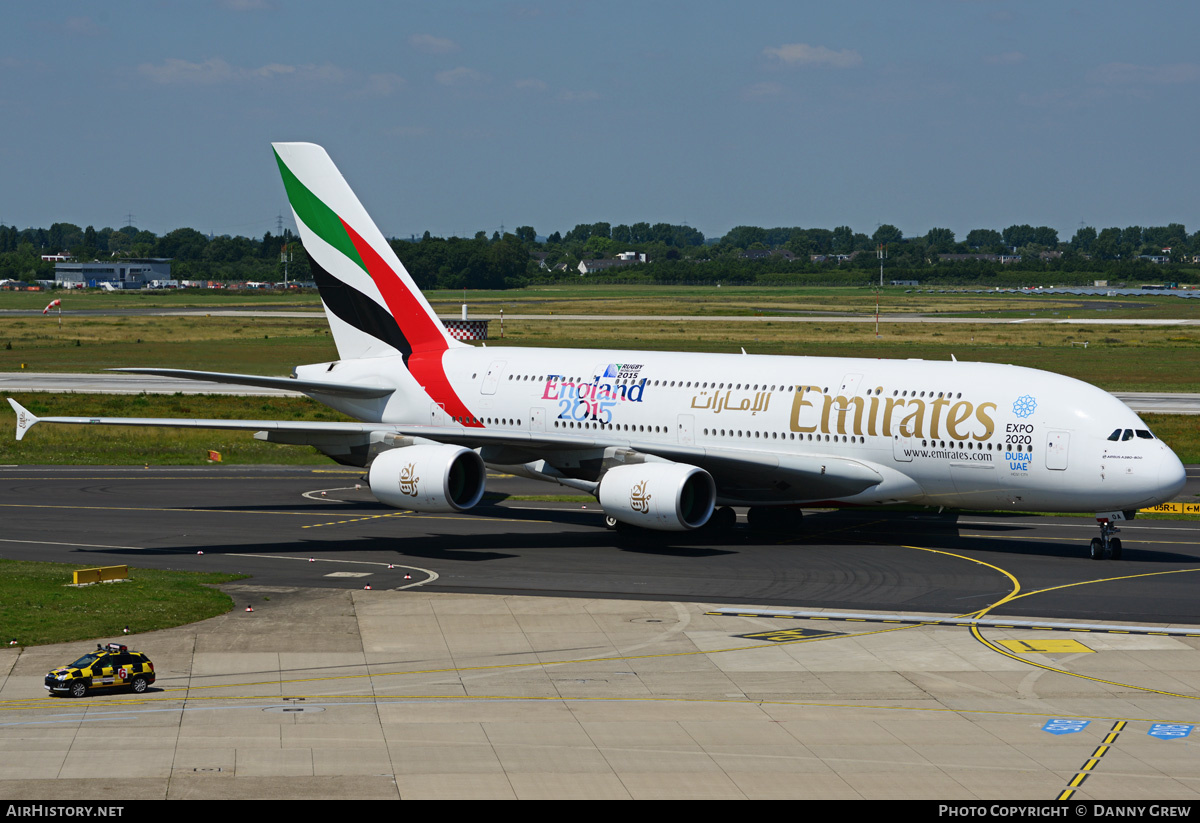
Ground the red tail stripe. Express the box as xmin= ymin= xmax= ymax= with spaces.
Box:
xmin=409 ymin=351 xmax=484 ymax=428
xmin=339 ymin=218 xmax=447 ymax=353
xmin=338 ymin=217 xmax=482 ymax=428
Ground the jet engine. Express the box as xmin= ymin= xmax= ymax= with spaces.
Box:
xmin=368 ymin=445 xmax=486 ymax=512
xmin=598 ymin=462 xmax=715 ymax=531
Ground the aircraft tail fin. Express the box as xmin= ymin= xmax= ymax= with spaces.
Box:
xmin=8 ymin=398 xmax=38 ymax=441
xmin=272 ymin=142 xmax=458 ymax=362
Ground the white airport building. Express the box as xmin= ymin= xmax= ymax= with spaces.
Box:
xmin=54 ymin=258 xmax=174 ymax=289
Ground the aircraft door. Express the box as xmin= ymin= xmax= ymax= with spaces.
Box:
xmin=429 ymin=403 xmax=448 ymax=426
xmin=530 ymin=407 xmax=545 ymax=433
xmin=480 ymin=361 xmax=507 ymax=395
xmin=1046 ymin=430 xmax=1069 ymax=470
xmin=892 ymin=433 xmax=913 ymax=462
xmin=677 ymin=414 xmax=694 ymax=446
xmin=837 ymin=373 xmax=863 ymax=397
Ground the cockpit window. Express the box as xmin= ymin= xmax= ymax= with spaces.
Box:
xmin=1108 ymin=429 xmax=1122 ymax=441
xmin=1136 ymin=429 xmax=1154 ymax=440
xmin=1121 ymin=429 xmax=1134 ymax=441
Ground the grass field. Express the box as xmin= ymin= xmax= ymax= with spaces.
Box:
xmin=3 ymin=294 xmax=1200 ymax=389
xmin=0 ymin=394 xmax=347 ymax=465
xmin=6 ymin=282 xmax=1200 ymax=317
xmin=0 ymin=559 xmax=245 ymax=647
xmin=1 ymin=284 xmax=1197 ymax=460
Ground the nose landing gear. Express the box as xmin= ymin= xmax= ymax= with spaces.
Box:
xmin=1090 ymin=513 xmax=1126 ymax=560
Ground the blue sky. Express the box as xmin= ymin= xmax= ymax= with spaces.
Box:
xmin=3 ymin=1 xmax=1198 ymax=244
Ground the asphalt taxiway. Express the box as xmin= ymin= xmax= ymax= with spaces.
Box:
xmin=1 ymin=466 xmax=1199 ymax=799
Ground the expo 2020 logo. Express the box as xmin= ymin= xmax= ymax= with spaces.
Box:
xmin=1012 ymin=395 xmax=1038 ymax=419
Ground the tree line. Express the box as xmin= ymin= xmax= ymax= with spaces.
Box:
xmin=2 ymin=218 xmax=1198 ymax=290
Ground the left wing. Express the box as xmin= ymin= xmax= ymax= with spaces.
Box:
xmin=108 ymin=368 xmax=394 ymax=399
xmin=8 ymin=398 xmax=882 ymax=502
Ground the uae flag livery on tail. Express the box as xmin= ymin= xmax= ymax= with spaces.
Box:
xmin=273 ymin=143 xmax=455 ymax=361
xmin=273 ymin=142 xmax=480 ymax=426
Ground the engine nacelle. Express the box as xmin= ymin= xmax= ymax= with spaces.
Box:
xmin=368 ymin=445 xmax=486 ymax=512
xmin=598 ymin=462 xmax=715 ymax=531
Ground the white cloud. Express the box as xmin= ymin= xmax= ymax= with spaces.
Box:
xmin=764 ymin=43 xmax=861 ymax=68
xmin=436 ymin=66 xmax=488 ymax=86
xmin=137 ymin=58 xmax=345 ymax=85
xmin=358 ymin=72 xmax=407 ymax=97
xmin=515 ymin=78 xmax=548 ymax=91
xmin=410 ymin=34 xmax=459 ymax=54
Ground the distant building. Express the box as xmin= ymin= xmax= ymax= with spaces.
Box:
xmin=577 ymin=255 xmax=647 ymax=275
xmin=55 ymin=258 xmax=173 ymax=289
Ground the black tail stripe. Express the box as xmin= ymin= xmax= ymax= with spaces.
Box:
xmin=311 ymin=261 xmax=413 ymax=359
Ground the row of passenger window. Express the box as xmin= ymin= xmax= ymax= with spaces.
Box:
xmin=547 ymin=420 xmax=1021 ymax=452
xmin=491 ymin=372 xmax=969 ymax=401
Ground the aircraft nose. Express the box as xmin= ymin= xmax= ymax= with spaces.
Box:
xmin=1153 ymin=447 xmax=1187 ymax=505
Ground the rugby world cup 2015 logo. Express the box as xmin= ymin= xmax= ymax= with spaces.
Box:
xmin=630 ymin=480 xmax=652 ymax=514
xmin=398 ymin=463 xmax=419 ymax=497
xmin=17 ymin=410 xmax=26 ymax=430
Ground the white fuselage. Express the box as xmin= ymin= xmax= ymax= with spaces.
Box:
xmin=301 ymin=346 xmax=1185 ymax=514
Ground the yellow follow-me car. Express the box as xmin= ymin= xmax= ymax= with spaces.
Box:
xmin=45 ymin=642 xmax=156 ymax=697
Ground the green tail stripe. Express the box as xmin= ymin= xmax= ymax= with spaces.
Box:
xmin=273 ymin=149 xmax=366 ymax=273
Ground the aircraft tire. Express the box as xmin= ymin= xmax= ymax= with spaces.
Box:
xmin=1109 ymin=538 xmax=1122 ymax=560
xmin=1089 ymin=537 xmax=1105 ymax=560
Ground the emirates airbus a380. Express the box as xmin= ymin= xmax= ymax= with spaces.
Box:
xmin=7 ymin=143 xmax=1186 ymax=560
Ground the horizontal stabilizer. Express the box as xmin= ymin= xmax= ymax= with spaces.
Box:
xmin=8 ymin=398 xmax=38 ymax=441
xmin=109 ymin=368 xmax=394 ymax=399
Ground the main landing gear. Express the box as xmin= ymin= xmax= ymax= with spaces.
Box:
xmin=1090 ymin=514 xmax=1124 ymax=560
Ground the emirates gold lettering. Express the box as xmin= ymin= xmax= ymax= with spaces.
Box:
xmin=974 ymin=402 xmax=997 ymax=441
xmin=784 ymin=385 xmax=996 ymax=443
xmin=929 ymin=396 xmax=951 ymax=439
xmin=789 ymin=386 xmax=822 ymax=432
xmin=946 ymin=401 xmax=973 ymax=440
xmin=821 ymin=394 xmax=864 ymax=435
xmin=866 ymin=390 xmax=882 ymax=436
xmin=898 ymin=400 xmax=925 ymax=438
